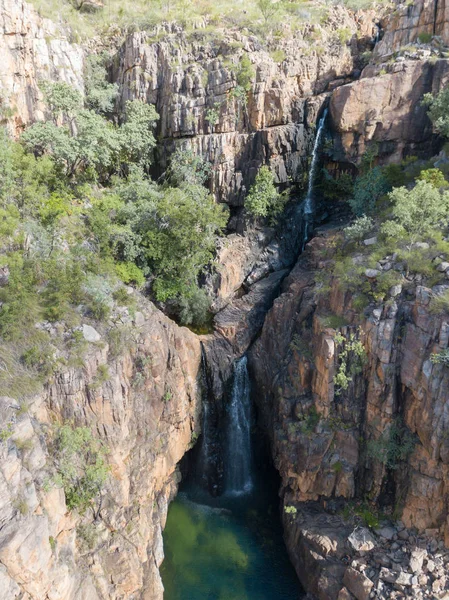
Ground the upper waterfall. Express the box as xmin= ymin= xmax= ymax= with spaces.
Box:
xmin=302 ymin=109 xmax=328 ymax=247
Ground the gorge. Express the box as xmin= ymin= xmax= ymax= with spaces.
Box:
xmin=1 ymin=1 xmax=449 ymax=600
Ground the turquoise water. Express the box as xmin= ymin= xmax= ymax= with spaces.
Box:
xmin=161 ymin=478 xmax=303 ymax=600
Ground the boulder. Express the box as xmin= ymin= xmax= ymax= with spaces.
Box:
xmin=436 ymin=262 xmax=449 ymax=272
xmin=343 ymin=567 xmax=373 ymax=600
xmin=410 ymin=548 xmax=427 ymax=575
xmin=82 ymin=324 xmax=101 ymax=343
xmin=365 ymin=269 xmax=380 ymax=278
xmin=348 ymin=527 xmax=376 ymax=552
xmin=376 ymin=526 xmax=396 ymax=540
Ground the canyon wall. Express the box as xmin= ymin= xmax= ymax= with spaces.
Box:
xmin=249 ymin=229 xmax=449 ymax=598
xmin=330 ymin=0 xmax=449 ymax=165
xmin=0 ymin=0 xmax=83 ymax=131
xmin=0 ymin=302 xmax=202 ymax=600
xmin=113 ymin=9 xmax=376 ymax=219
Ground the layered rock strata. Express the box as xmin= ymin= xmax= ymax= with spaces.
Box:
xmin=249 ymin=228 xmax=449 ymax=598
xmin=0 ymin=0 xmax=83 ymax=131
xmin=0 ymin=302 xmax=202 ymax=600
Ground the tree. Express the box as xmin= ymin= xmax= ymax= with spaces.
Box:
xmin=22 ymin=83 xmax=158 ymax=178
xmin=140 ymin=184 xmax=227 ymax=301
xmin=381 ymin=180 xmax=449 ymax=245
xmin=344 ymin=215 xmax=375 ymax=243
xmin=165 ymin=148 xmax=211 ymax=187
xmin=349 ymin=166 xmax=389 ymax=216
xmin=245 ymin=165 xmax=283 ymax=218
xmin=417 ymin=168 xmax=447 ymax=189
xmin=257 ymin=0 xmax=280 ymax=23
xmin=52 ymin=424 xmax=109 ymax=516
xmin=85 ymin=53 xmax=118 ymax=115
xmin=119 ymin=100 xmax=158 ymax=169
xmin=423 ymin=87 xmax=449 ymax=137
xmin=40 ymin=81 xmax=83 ymax=125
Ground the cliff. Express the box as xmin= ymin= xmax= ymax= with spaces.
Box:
xmin=0 ymin=0 xmax=83 ymax=131
xmin=249 ymin=228 xmax=449 ymax=599
xmin=1 ymin=1 xmax=449 ymax=599
xmin=0 ymin=301 xmax=202 ymax=600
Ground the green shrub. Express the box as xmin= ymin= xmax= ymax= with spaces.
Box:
xmin=418 ymin=32 xmax=432 ymax=44
xmin=417 ymin=168 xmax=447 ymax=189
xmin=115 ymin=262 xmax=145 ymax=287
xmin=381 ymin=180 xmax=449 ymax=246
xmin=52 ymin=424 xmax=109 ymax=515
xmin=430 ymin=289 xmax=449 ymax=314
xmin=350 ymin=167 xmax=390 ymax=216
xmin=245 ymin=165 xmax=285 ymax=219
xmin=320 ymin=169 xmax=354 ymax=201
xmin=430 ymin=349 xmax=449 ymax=366
xmin=366 ymin=419 xmax=416 ymax=470
xmin=423 ymin=86 xmax=449 ymax=137
xmin=344 ymin=216 xmax=375 ymax=243
xmin=333 ymin=330 xmax=366 ymax=396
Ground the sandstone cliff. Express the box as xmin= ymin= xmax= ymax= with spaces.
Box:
xmin=249 ymin=229 xmax=449 ymax=599
xmin=0 ymin=301 xmax=202 ymax=600
xmin=0 ymin=0 xmax=83 ymax=131
xmin=330 ymin=0 xmax=449 ymax=165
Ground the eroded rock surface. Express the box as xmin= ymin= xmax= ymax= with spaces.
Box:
xmin=0 ymin=0 xmax=83 ymax=132
xmin=0 ymin=303 xmax=202 ymax=600
xmin=249 ymin=229 xmax=449 ymax=598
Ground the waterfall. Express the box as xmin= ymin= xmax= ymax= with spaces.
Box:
xmin=302 ymin=109 xmax=328 ymax=248
xmin=225 ymin=356 xmax=252 ymax=495
xmin=195 ymin=347 xmax=217 ymax=494
xmin=374 ymin=23 xmax=381 ymax=44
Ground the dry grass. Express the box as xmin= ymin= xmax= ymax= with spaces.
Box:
xmin=28 ymin=0 xmax=330 ymax=42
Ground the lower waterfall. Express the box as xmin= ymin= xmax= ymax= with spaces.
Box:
xmin=160 ymin=357 xmax=304 ymax=600
xmin=225 ymin=356 xmax=252 ymax=495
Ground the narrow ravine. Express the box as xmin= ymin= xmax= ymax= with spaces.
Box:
xmin=159 ymin=109 xmax=331 ymax=599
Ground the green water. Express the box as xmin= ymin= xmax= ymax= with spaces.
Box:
xmin=161 ymin=479 xmax=303 ymax=600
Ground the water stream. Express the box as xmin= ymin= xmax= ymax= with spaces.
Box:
xmin=302 ymin=108 xmax=328 ymax=248
xmin=225 ymin=356 xmax=252 ymax=495
xmin=160 ymin=113 xmax=329 ymax=599
xmin=161 ymin=357 xmax=303 ymax=600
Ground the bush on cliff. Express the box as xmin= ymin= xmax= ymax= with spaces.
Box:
xmin=52 ymin=424 xmax=109 ymax=515
xmin=424 ymin=86 xmax=449 ymax=138
xmin=245 ymin=165 xmax=285 ymax=220
xmin=381 ymin=180 xmax=449 ymax=247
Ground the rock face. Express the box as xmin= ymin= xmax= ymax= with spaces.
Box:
xmin=376 ymin=0 xmax=449 ymax=56
xmin=248 ymin=230 xmax=449 ymax=597
xmin=330 ymin=0 xmax=449 ymax=165
xmin=330 ymin=58 xmax=449 ymax=164
xmin=113 ymin=11 xmax=376 ymax=216
xmin=0 ymin=302 xmax=202 ymax=600
xmin=0 ymin=0 xmax=83 ymax=132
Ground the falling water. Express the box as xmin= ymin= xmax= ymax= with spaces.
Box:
xmin=374 ymin=23 xmax=381 ymax=45
xmin=225 ymin=355 xmax=252 ymax=495
xmin=195 ymin=347 xmax=217 ymax=493
xmin=303 ymin=109 xmax=328 ymax=248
